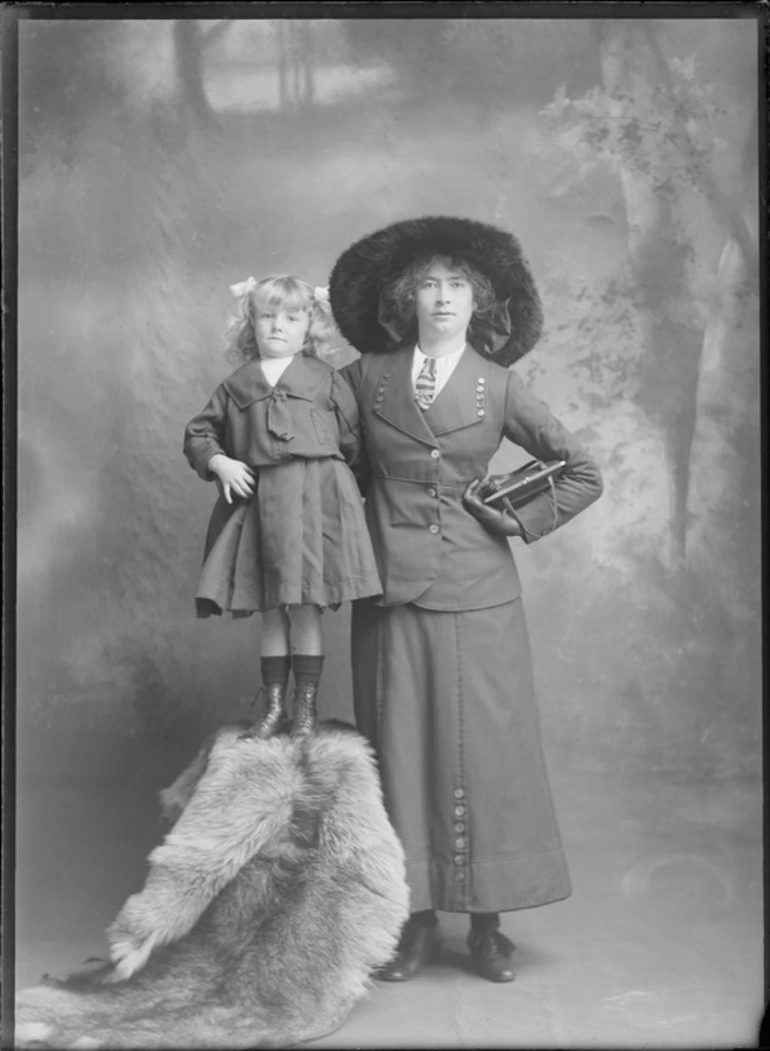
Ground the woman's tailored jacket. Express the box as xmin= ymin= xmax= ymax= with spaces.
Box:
xmin=341 ymin=344 xmax=603 ymax=611
xmin=183 ymin=353 xmax=362 ymax=479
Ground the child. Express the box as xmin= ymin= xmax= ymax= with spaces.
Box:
xmin=183 ymin=275 xmax=382 ymax=739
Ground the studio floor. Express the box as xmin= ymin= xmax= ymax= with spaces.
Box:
xmin=14 ymin=761 xmax=764 ymax=1049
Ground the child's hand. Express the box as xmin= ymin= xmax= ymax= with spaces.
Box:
xmin=208 ymin=454 xmax=256 ymax=504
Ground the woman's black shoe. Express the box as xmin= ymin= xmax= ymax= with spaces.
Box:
xmin=467 ymin=927 xmax=516 ymax=983
xmin=376 ymin=916 xmax=442 ymax=981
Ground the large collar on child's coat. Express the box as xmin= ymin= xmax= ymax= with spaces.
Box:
xmin=223 ymin=353 xmax=332 ymax=410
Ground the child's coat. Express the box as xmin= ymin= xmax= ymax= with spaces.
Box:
xmin=183 ymin=353 xmax=381 ymax=614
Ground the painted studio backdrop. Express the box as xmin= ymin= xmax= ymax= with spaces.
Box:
xmin=15 ymin=14 xmax=762 ymax=1044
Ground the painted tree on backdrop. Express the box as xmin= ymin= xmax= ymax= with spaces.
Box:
xmin=173 ymin=19 xmax=318 ymax=121
xmin=541 ymin=21 xmax=759 ymax=617
xmin=173 ymin=21 xmax=231 ymax=125
xmin=525 ymin=20 xmax=760 ymax=774
xmin=596 ymin=23 xmax=758 ymax=595
xmin=277 ymin=20 xmax=316 ymax=109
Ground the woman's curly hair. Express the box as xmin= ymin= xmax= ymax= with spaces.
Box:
xmin=225 ymin=275 xmax=337 ymax=365
xmin=379 ymin=254 xmax=497 ymax=343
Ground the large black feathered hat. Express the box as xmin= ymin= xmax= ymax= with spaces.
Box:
xmin=328 ymin=216 xmax=543 ymax=366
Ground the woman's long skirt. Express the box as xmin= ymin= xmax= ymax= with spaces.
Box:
xmin=351 ymin=597 xmax=571 ymax=914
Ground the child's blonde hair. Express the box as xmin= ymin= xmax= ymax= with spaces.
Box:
xmin=225 ymin=275 xmax=337 ymax=364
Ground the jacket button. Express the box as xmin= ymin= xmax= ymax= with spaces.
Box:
xmin=454 ymin=822 xmax=465 ymax=833
xmin=454 ymin=855 xmax=465 ymax=866
xmin=454 ymin=837 xmax=466 ymax=850
xmin=454 ymin=805 xmax=466 ymax=817
xmin=455 ymin=870 xmax=466 ymax=881
xmin=477 ymin=377 xmax=486 ymax=385
xmin=430 ymin=449 xmax=440 ymax=459
xmin=429 ymin=524 xmax=439 ymax=535
xmin=477 ymin=410 xmax=485 ymax=417
xmin=427 ymin=487 xmax=437 ymax=498
xmin=453 ymin=788 xmax=465 ymax=799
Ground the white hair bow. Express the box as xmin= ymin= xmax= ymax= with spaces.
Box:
xmin=230 ymin=276 xmax=257 ymax=298
xmin=314 ymin=285 xmax=330 ymax=306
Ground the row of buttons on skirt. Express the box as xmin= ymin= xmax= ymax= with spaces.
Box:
xmin=453 ymin=786 xmax=468 ymax=880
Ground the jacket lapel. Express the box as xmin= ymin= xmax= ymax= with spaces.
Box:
xmin=372 ymin=345 xmax=438 ymax=447
xmin=422 ymin=346 xmax=490 ymax=436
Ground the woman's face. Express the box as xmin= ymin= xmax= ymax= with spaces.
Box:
xmin=414 ymin=260 xmax=475 ymax=343
xmin=254 ymin=305 xmax=310 ymax=359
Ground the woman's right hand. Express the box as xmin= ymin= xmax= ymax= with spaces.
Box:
xmin=208 ymin=454 xmax=256 ymax=504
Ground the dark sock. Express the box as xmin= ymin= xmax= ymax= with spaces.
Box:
xmin=470 ymin=912 xmax=500 ymax=933
xmin=410 ymin=909 xmax=438 ymax=928
xmin=292 ymin=654 xmax=324 ymax=685
xmin=261 ymin=655 xmax=291 ymax=688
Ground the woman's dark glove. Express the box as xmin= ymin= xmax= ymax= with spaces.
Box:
xmin=462 ymin=479 xmax=524 ymax=538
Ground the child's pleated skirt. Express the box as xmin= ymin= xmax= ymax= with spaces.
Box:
xmin=194 ymin=457 xmax=382 ymax=615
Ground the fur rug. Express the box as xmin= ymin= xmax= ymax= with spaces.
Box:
xmin=15 ymin=721 xmax=410 ymax=1049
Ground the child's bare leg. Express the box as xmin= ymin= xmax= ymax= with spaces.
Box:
xmin=262 ymin=606 xmax=291 ymax=656
xmin=240 ymin=607 xmax=291 ymax=740
xmin=288 ymin=604 xmax=323 ymax=738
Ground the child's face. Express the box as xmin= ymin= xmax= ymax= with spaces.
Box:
xmin=254 ymin=305 xmax=310 ymax=359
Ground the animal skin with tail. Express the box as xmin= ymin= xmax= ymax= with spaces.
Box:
xmin=15 ymin=720 xmax=410 ymax=1049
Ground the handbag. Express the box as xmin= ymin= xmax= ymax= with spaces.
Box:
xmin=477 ymin=459 xmax=566 ymax=514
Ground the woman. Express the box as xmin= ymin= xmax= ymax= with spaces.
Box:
xmin=328 ymin=216 xmax=603 ymax=984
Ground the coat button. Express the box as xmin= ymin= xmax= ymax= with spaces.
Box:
xmin=476 ymin=385 xmax=485 ymax=393
xmin=429 ymin=524 xmax=440 ymax=535
xmin=427 ymin=487 xmax=437 ymax=498
xmin=430 ymin=448 xmax=440 ymax=459
xmin=454 ymin=805 xmax=466 ymax=817
xmin=453 ymin=788 xmax=465 ymax=799
xmin=454 ymin=822 xmax=465 ymax=833
xmin=477 ymin=377 xmax=486 ymax=385
xmin=454 ymin=854 xmax=465 ymax=866
xmin=476 ymin=410 xmax=485 ymax=417
xmin=455 ymin=870 xmax=467 ymax=881
xmin=454 ymin=837 xmax=466 ymax=850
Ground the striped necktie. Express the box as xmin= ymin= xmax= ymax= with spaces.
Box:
xmin=415 ymin=355 xmax=438 ymax=410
